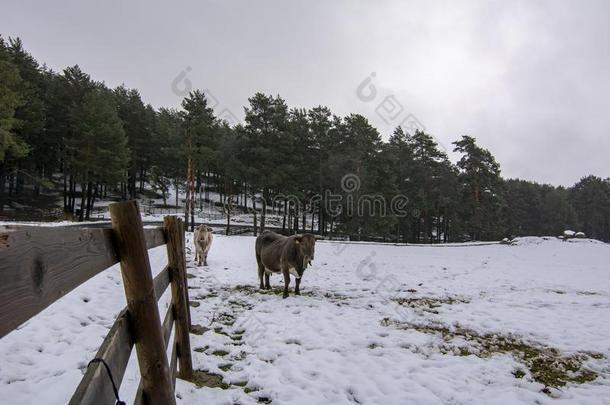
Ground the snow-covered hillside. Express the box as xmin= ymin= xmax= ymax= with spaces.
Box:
xmin=1 ymin=235 xmax=609 ymax=404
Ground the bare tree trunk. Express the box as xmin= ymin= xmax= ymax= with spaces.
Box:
xmin=0 ymin=162 xmax=6 ymax=214
xmin=85 ymin=181 xmax=94 ymax=220
xmin=311 ymin=209 xmax=315 ymax=232
xmin=78 ymin=181 xmax=87 ymax=222
xmin=252 ymin=190 xmax=258 ymax=236
xmin=282 ymin=198 xmax=287 ymax=232
xmin=261 ymin=189 xmax=267 ymax=232
xmin=293 ymin=201 xmax=299 ymax=234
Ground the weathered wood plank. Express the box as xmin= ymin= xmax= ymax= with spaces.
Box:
xmin=164 ymin=216 xmax=193 ymax=379
xmin=110 ymin=201 xmax=175 ymax=405
xmin=170 ymin=339 xmax=178 ymax=389
xmin=0 ymin=226 xmax=116 ymax=339
xmin=72 ymin=275 xmax=171 ymax=405
xmin=162 ymin=304 xmax=174 ymax=347
xmin=0 ymin=225 xmax=165 ymax=338
xmin=153 ymin=266 xmax=170 ymax=301
xmin=69 ymin=309 xmax=134 ymax=405
xmin=143 ymin=227 xmax=166 ymax=251
xmin=133 ymin=304 xmax=175 ymax=405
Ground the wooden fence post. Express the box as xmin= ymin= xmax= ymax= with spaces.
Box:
xmin=181 ymin=225 xmax=192 ymax=328
xmin=163 ymin=216 xmax=193 ymax=379
xmin=109 ymin=201 xmax=176 ymax=405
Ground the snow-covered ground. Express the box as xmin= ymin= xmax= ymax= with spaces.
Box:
xmin=1 ymin=235 xmax=609 ymax=404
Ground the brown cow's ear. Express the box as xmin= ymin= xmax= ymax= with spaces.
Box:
xmin=294 ymin=236 xmax=302 ymax=243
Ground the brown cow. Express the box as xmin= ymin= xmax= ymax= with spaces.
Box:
xmin=194 ymin=224 xmax=213 ymax=266
xmin=255 ymin=231 xmax=317 ymax=298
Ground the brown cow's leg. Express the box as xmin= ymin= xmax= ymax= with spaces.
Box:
xmin=265 ymin=273 xmax=271 ymax=290
xmin=256 ymin=254 xmax=265 ymax=289
xmin=282 ymin=271 xmax=290 ymax=299
xmin=295 ymin=278 xmax=301 ymax=295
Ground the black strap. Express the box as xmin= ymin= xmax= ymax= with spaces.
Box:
xmin=88 ymin=358 xmax=126 ymax=405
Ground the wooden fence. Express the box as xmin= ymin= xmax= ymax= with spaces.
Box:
xmin=0 ymin=200 xmax=193 ymax=405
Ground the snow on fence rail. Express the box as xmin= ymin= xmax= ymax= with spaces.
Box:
xmin=0 ymin=201 xmax=193 ymax=405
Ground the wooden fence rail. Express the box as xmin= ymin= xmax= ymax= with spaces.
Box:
xmin=0 ymin=200 xmax=193 ymax=405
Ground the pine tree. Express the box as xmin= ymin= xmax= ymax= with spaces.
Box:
xmin=7 ymin=38 xmax=47 ymax=196
xmin=242 ymin=93 xmax=290 ymax=230
xmin=71 ymin=87 xmax=129 ymax=220
xmin=114 ymin=86 xmax=155 ymax=198
xmin=453 ymin=135 xmax=502 ymax=240
xmin=569 ymin=176 xmax=610 ymax=241
xmin=153 ymin=108 xmax=185 ymax=207
xmin=0 ymin=37 xmax=27 ymax=212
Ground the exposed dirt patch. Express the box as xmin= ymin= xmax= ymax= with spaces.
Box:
xmin=212 ymin=350 xmax=230 ymax=357
xmin=189 ymin=370 xmax=229 ymax=389
xmin=190 ymin=324 xmax=209 ymax=335
xmin=228 ymin=284 xmax=348 ymax=301
xmin=195 ymin=292 xmax=218 ymax=299
xmin=393 ymin=295 xmax=470 ymax=313
xmin=381 ymin=318 xmax=602 ymax=391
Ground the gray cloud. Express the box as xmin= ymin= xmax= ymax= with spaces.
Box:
xmin=2 ymin=0 xmax=608 ymax=185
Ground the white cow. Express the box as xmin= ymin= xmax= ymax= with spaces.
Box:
xmin=193 ymin=225 xmax=213 ymax=266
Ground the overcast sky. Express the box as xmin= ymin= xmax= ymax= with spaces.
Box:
xmin=2 ymin=0 xmax=608 ymax=186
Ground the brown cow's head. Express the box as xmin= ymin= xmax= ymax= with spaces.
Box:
xmin=294 ymin=233 xmax=317 ymax=270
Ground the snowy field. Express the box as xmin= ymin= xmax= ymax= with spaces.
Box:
xmin=1 ymin=235 xmax=609 ymax=404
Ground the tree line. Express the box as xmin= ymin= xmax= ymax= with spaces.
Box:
xmin=1 ymin=36 xmax=609 ymax=242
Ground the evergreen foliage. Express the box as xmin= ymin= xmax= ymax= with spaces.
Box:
xmin=1 ymin=36 xmax=608 ymax=242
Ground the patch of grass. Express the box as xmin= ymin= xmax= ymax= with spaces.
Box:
xmin=393 ymin=295 xmax=470 ymax=313
xmin=244 ymin=386 xmax=260 ymax=394
xmin=229 ymin=284 xmax=340 ymax=300
xmin=196 ymin=292 xmax=219 ymax=299
xmin=232 ymin=284 xmax=259 ymax=294
xmin=214 ymin=327 xmax=229 ymax=337
xmin=457 ymin=346 xmax=472 ymax=356
xmin=190 ymin=324 xmax=209 ymax=335
xmin=232 ymin=381 xmax=248 ymax=387
xmin=231 ymin=335 xmax=243 ymax=341
xmin=577 ymin=291 xmax=599 ymax=296
xmin=228 ymin=299 xmax=254 ymax=310
xmin=217 ymin=313 xmax=235 ymax=326
xmin=212 ymin=350 xmax=230 ymax=357
xmin=194 ymin=345 xmax=209 ymax=353
xmin=322 ymin=291 xmax=349 ymax=300
xmin=189 ymin=370 xmax=230 ymax=389
xmin=513 ymin=368 xmax=526 ymax=379
xmin=584 ymin=351 xmax=605 ymax=360
xmin=381 ymin=318 xmax=600 ymax=391
xmin=218 ymin=363 xmax=233 ymax=372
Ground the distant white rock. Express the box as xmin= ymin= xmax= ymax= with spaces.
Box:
xmin=575 ymin=231 xmax=586 ymax=238
xmin=564 ymin=230 xmax=576 ymax=237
